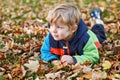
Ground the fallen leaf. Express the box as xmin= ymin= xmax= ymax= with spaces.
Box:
xmin=45 ymin=70 xmax=66 ymax=80
xmin=0 ymin=67 xmax=5 ymax=76
xmin=83 ymin=71 xmax=92 ymax=79
xmin=11 ymin=66 xmax=26 ymax=79
xmin=0 ymin=53 xmax=5 ymax=59
xmin=24 ymin=60 xmax=39 ymax=72
xmin=114 ymin=74 xmax=120 ymax=79
xmin=102 ymin=60 xmax=112 ymax=70
xmin=37 ymin=61 xmax=50 ymax=75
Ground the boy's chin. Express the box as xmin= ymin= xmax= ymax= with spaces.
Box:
xmin=53 ymin=37 xmax=61 ymax=41
xmin=54 ymin=38 xmax=61 ymax=41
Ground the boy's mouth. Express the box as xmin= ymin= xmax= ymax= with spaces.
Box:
xmin=52 ymin=34 xmax=58 ymax=37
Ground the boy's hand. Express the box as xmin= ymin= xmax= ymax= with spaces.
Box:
xmin=60 ymin=55 xmax=75 ymax=65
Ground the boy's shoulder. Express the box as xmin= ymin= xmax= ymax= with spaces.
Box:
xmin=87 ymin=30 xmax=98 ymax=41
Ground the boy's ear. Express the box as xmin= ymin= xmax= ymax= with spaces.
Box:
xmin=72 ymin=25 xmax=78 ymax=33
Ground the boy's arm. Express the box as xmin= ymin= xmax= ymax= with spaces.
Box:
xmin=73 ymin=31 xmax=100 ymax=64
xmin=40 ymin=33 xmax=59 ymax=62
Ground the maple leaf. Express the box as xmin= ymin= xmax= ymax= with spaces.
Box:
xmin=24 ymin=60 xmax=39 ymax=73
xmin=102 ymin=60 xmax=112 ymax=70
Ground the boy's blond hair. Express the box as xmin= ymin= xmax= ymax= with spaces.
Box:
xmin=46 ymin=3 xmax=81 ymax=28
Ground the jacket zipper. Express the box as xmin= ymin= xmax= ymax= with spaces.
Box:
xmin=65 ymin=42 xmax=70 ymax=55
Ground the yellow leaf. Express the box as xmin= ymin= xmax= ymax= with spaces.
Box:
xmin=3 ymin=73 xmax=12 ymax=79
xmin=114 ymin=74 xmax=120 ymax=79
xmin=102 ymin=71 xmax=107 ymax=79
xmin=102 ymin=60 xmax=112 ymax=70
xmin=109 ymin=74 xmax=114 ymax=79
xmin=8 ymin=40 xmax=14 ymax=49
xmin=12 ymin=25 xmax=20 ymax=30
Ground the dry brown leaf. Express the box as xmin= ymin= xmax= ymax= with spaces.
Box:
xmin=112 ymin=61 xmax=120 ymax=73
xmin=92 ymin=71 xmax=107 ymax=80
xmin=22 ymin=42 xmax=30 ymax=51
xmin=11 ymin=65 xmax=26 ymax=79
xmin=37 ymin=61 xmax=50 ymax=75
xmin=3 ymin=73 xmax=12 ymax=80
xmin=0 ymin=52 xmax=6 ymax=59
xmin=82 ymin=65 xmax=92 ymax=73
xmin=8 ymin=40 xmax=14 ymax=49
xmin=0 ymin=67 xmax=5 ymax=76
xmin=50 ymin=62 xmax=68 ymax=73
xmin=45 ymin=70 xmax=66 ymax=80
xmin=83 ymin=71 xmax=92 ymax=79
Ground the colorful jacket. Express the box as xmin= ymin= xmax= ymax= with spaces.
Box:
xmin=40 ymin=19 xmax=100 ymax=64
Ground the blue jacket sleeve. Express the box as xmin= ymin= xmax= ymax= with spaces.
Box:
xmin=40 ymin=33 xmax=59 ymax=62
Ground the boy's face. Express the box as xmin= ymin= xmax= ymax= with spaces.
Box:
xmin=49 ymin=19 xmax=77 ymax=41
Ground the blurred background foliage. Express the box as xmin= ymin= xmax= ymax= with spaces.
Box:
xmin=0 ymin=0 xmax=120 ymax=23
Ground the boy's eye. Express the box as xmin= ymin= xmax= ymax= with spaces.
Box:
xmin=57 ymin=26 xmax=63 ymax=29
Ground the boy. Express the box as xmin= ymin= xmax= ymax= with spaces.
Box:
xmin=40 ymin=3 xmax=106 ymax=65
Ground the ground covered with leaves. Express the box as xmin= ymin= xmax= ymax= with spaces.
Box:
xmin=0 ymin=0 xmax=120 ymax=80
